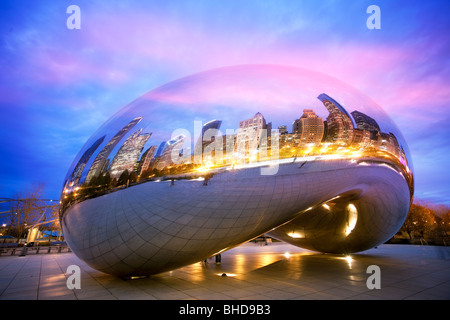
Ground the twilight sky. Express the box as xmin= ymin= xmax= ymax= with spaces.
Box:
xmin=0 ymin=0 xmax=449 ymax=204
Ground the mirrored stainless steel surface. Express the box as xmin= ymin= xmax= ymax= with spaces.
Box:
xmin=60 ymin=65 xmax=413 ymax=277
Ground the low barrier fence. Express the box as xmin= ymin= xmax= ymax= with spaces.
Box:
xmin=0 ymin=245 xmax=71 ymax=256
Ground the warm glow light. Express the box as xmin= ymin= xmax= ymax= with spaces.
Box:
xmin=328 ymin=195 xmax=340 ymax=201
xmin=287 ymin=231 xmax=304 ymax=238
xmin=345 ymin=203 xmax=358 ymax=236
xmin=335 ymin=255 xmax=353 ymax=269
xmin=196 ymin=167 xmax=210 ymax=173
xmin=260 ymin=254 xmax=278 ymax=267
xmin=216 ymin=273 xmax=237 ymax=277
xmin=345 ymin=255 xmax=353 ymax=268
xmin=234 ymin=254 xmax=246 ymax=275
xmin=212 ymin=247 xmax=229 ymax=256
xmin=284 ymin=252 xmax=291 ymax=258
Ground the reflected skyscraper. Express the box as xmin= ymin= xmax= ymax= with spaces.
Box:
xmin=109 ymin=129 xmax=151 ymax=179
xmin=85 ymin=117 xmax=142 ymax=184
xmin=351 ymin=110 xmax=381 ymax=140
xmin=194 ymin=119 xmax=222 ymax=164
xmin=351 ymin=129 xmax=371 ymax=146
xmin=66 ymin=135 xmax=105 ymax=188
xmin=278 ymin=125 xmax=288 ymax=135
xmin=235 ymin=112 xmax=267 ymax=160
xmin=154 ymin=141 xmax=167 ymax=159
xmin=139 ymin=145 xmax=157 ymax=175
xmin=292 ymin=109 xmax=324 ymax=145
xmin=154 ymin=135 xmax=186 ymax=170
xmin=379 ymin=132 xmax=400 ymax=156
xmin=318 ymin=94 xmax=355 ymax=144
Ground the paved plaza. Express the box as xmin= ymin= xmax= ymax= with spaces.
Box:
xmin=0 ymin=242 xmax=449 ymax=300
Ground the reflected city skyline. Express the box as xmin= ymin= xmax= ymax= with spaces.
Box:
xmin=60 ymin=92 xmax=412 ymax=214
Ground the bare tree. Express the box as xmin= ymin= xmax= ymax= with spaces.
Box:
xmin=8 ymin=184 xmax=47 ymax=243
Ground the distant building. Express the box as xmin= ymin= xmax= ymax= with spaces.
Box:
xmin=109 ymin=129 xmax=151 ymax=178
xmin=378 ymin=132 xmax=400 ymax=156
xmin=235 ymin=112 xmax=267 ymax=159
xmin=66 ymin=135 xmax=105 ymax=188
xmin=292 ymin=109 xmax=324 ymax=145
xmin=318 ymin=94 xmax=355 ymax=144
xmin=138 ymin=145 xmax=157 ymax=175
xmin=278 ymin=125 xmax=288 ymax=135
xmin=221 ymin=133 xmax=236 ymax=164
xmin=194 ymin=119 xmax=222 ymax=164
xmin=154 ymin=135 xmax=186 ymax=170
xmin=154 ymin=141 xmax=167 ymax=159
xmin=85 ymin=117 xmax=142 ymax=184
xmin=351 ymin=129 xmax=371 ymax=146
xmin=279 ymin=132 xmax=301 ymax=149
xmin=351 ymin=110 xmax=381 ymax=140
xmin=322 ymin=120 xmax=328 ymax=142
xmin=266 ymin=122 xmax=272 ymax=137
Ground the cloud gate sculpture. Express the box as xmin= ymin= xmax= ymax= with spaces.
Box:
xmin=60 ymin=65 xmax=414 ymax=277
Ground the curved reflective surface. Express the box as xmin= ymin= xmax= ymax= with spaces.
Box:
xmin=60 ymin=65 xmax=413 ymax=277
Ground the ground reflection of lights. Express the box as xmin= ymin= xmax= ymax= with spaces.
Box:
xmin=216 ymin=273 xmax=237 ymax=277
xmin=260 ymin=254 xmax=279 ymax=268
xmin=226 ymin=252 xmax=289 ymax=275
xmin=345 ymin=255 xmax=353 ymax=269
xmin=330 ymin=254 xmax=354 ymax=269
xmin=234 ymin=254 xmax=246 ymax=275
xmin=335 ymin=255 xmax=354 ymax=269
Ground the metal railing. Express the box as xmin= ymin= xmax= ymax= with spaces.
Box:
xmin=0 ymin=245 xmax=71 ymax=257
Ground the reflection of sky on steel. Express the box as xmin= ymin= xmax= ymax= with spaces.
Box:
xmin=121 ymin=65 xmax=403 ymax=134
